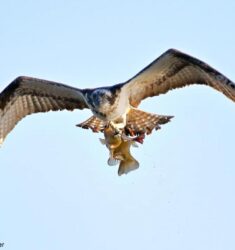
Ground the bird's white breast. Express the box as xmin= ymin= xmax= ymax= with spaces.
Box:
xmin=113 ymin=89 xmax=129 ymax=118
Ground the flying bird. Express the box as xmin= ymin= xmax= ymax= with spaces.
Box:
xmin=0 ymin=48 xmax=235 ymax=145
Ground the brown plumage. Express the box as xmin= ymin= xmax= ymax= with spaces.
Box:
xmin=124 ymin=49 xmax=235 ymax=107
xmin=0 ymin=76 xmax=87 ymax=144
xmin=77 ymin=109 xmax=173 ymax=135
xmin=0 ymin=48 xmax=235 ymax=147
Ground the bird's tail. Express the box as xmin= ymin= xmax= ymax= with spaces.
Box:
xmin=76 ymin=116 xmax=106 ymax=132
xmin=76 ymin=109 xmax=173 ymax=135
xmin=125 ymin=108 xmax=173 ymax=136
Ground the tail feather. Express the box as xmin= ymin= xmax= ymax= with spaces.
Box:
xmin=76 ymin=109 xmax=173 ymax=136
xmin=125 ymin=108 xmax=173 ymax=135
xmin=76 ymin=116 xmax=106 ymax=132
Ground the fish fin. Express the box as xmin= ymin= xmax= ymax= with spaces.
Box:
xmin=99 ymin=138 xmax=106 ymax=145
xmin=108 ymin=157 xmax=120 ymax=166
xmin=131 ymin=141 xmax=139 ymax=148
xmin=118 ymin=158 xmax=139 ymax=176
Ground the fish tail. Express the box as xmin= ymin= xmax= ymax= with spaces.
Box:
xmin=118 ymin=157 xmax=139 ymax=176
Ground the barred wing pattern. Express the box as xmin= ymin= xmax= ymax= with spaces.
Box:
xmin=124 ymin=49 xmax=235 ymax=107
xmin=77 ymin=109 xmax=173 ymax=135
xmin=0 ymin=76 xmax=88 ymax=144
xmin=76 ymin=116 xmax=106 ymax=132
xmin=125 ymin=109 xmax=173 ymax=135
xmin=1 ymin=49 xmax=235 ymax=146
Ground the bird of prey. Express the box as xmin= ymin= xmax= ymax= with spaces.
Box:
xmin=0 ymin=48 xmax=235 ymax=146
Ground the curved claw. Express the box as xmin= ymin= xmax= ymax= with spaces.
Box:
xmin=134 ymin=134 xmax=145 ymax=144
xmin=109 ymin=121 xmax=122 ymax=135
xmin=121 ymin=132 xmax=145 ymax=144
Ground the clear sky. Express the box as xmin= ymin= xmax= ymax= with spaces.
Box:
xmin=0 ymin=1 xmax=235 ymax=249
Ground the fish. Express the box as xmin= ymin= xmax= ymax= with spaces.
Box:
xmin=99 ymin=126 xmax=142 ymax=176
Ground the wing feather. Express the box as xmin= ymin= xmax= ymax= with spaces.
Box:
xmin=0 ymin=76 xmax=88 ymax=144
xmin=123 ymin=49 xmax=235 ymax=107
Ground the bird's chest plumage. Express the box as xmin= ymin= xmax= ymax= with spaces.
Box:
xmin=85 ymin=88 xmax=129 ymax=121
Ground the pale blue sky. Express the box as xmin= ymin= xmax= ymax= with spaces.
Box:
xmin=0 ymin=1 xmax=235 ymax=250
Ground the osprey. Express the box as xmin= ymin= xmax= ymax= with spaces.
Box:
xmin=0 ymin=48 xmax=235 ymax=145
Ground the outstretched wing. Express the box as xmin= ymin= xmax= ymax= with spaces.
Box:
xmin=0 ymin=76 xmax=88 ymax=144
xmin=122 ymin=49 xmax=235 ymax=107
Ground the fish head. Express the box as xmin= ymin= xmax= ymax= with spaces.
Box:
xmin=103 ymin=126 xmax=122 ymax=149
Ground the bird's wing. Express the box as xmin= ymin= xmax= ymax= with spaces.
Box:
xmin=122 ymin=49 xmax=235 ymax=107
xmin=0 ymin=76 xmax=88 ymax=144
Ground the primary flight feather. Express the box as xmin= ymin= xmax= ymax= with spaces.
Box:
xmin=0 ymin=48 xmax=235 ymax=145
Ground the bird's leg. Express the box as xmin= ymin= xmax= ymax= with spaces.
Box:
xmin=109 ymin=121 xmax=122 ymax=135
